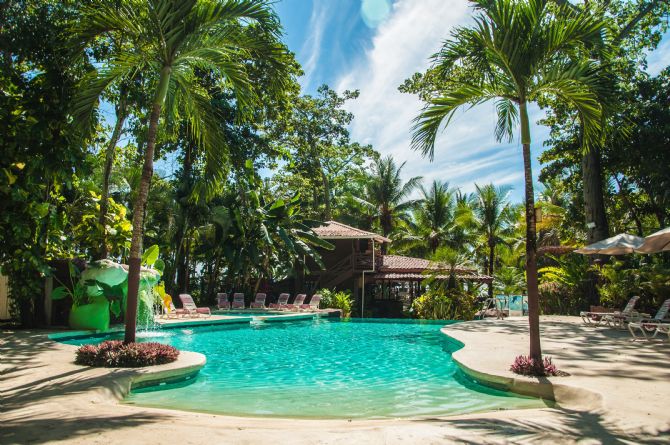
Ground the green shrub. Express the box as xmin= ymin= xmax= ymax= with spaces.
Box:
xmin=538 ymin=254 xmax=590 ymax=314
xmin=316 ymin=288 xmax=353 ymax=317
xmin=412 ymin=289 xmax=477 ymax=320
xmin=598 ymin=263 xmax=638 ymax=309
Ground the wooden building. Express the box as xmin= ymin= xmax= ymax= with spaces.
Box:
xmin=290 ymin=221 xmax=492 ymax=317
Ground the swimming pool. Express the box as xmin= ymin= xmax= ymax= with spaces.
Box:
xmin=61 ymin=318 xmax=548 ymax=418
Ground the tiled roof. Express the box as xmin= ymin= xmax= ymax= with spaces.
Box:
xmin=372 ymin=272 xmax=493 ymax=284
xmin=379 ymin=255 xmax=475 ymax=275
xmin=313 ymin=221 xmax=391 ymax=243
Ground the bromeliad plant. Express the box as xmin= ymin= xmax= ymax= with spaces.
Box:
xmin=76 ymin=340 xmax=179 ymax=367
xmin=510 ymin=355 xmax=562 ymax=377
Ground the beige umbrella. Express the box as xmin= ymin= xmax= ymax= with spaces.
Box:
xmin=574 ymin=233 xmax=644 ymax=255
xmin=636 ymin=227 xmax=670 ymax=254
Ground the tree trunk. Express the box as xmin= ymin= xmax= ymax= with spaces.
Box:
xmin=322 ymin=170 xmax=332 ymax=221
xmin=380 ymin=211 xmax=391 ymax=254
xmin=582 ymin=143 xmax=609 ymax=307
xmin=206 ymin=254 xmax=222 ymax=301
xmin=582 ymin=146 xmax=610 ymax=244
xmin=520 ymin=101 xmax=542 ymax=363
xmin=488 ymin=241 xmax=494 ymax=299
xmin=125 ymin=66 xmax=171 ymax=344
xmin=175 ymin=144 xmax=193 ymax=294
xmin=98 ymin=91 xmax=128 ymax=259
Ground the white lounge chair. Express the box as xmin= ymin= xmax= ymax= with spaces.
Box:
xmin=269 ymin=293 xmax=289 ymax=309
xmin=250 ymin=293 xmax=266 ymax=309
xmin=217 ymin=293 xmax=230 ymax=310
xmin=580 ymin=296 xmax=639 ymax=327
xmin=655 ymin=323 xmax=670 ymax=340
xmin=178 ymin=293 xmax=212 ymax=318
xmin=285 ymin=294 xmax=306 ymax=311
xmin=300 ymin=294 xmax=322 ymax=311
xmin=232 ymin=293 xmax=245 ymax=309
xmin=628 ymin=299 xmax=670 ymax=340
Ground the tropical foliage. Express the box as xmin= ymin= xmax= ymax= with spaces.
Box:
xmin=0 ymin=0 xmax=669 ymax=349
xmin=317 ymin=288 xmax=354 ymax=318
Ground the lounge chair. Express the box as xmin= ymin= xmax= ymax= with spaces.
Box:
xmin=217 ymin=293 xmax=230 ymax=310
xmin=655 ymin=323 xmax=670 ymax=340
xmin=628 ymin=299 xmax=670 ymax=340
xmin=163 ymin=298 xmax=189 ymax=319
xmin=269 ymin=293 xmax=289 ymax=309
xmin=285 ymin=294 xmax=306 ymax=311
xmin=250 ymin=293 xmax=266 ymax=309
xmin=300 ymin=294 xmax=322 ymax=311
xmin=580 ymin=296 xmax=640 ymax=327
xmin=178 ymin=293 xmax=212 ymax=318
xmin=232 ymin=293 xmax=245 ymax=309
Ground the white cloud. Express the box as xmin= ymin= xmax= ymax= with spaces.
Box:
xmin=335 ymin=0 xmax=550 ymax=202
xmin=299 ymin=2 xmax=330 ymax=90
xmin=646 ymin=31 xmax=670 ymax=75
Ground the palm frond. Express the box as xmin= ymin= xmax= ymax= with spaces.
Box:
xmin=494 ymin=98 xmax=518 ymax=142
xmin=411 ymin=84 xmax=494 ymax=160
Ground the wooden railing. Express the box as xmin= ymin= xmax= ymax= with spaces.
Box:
xmin=354 ymin=253 xmax=380 ymax=271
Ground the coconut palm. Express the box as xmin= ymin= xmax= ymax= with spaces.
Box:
xmin=354 ymin=156 xmax=422 ymax=252
xmin=416 ymin=180 xmax=457 ymax=254
xmin=73 ymin=0 xmax=288 ymax=343
xmin=411 ymin=0 xmax=608 ymax=363
xmin=457 ymin=184 xmax=515 ymax=298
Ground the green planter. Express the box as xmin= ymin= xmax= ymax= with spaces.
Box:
xmin=69 ymin=300 xmax=110 ymax=331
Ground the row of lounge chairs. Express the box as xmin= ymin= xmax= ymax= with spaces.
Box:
xmin=162 ymin=293 xmax=323 ymax=319
xmin=580 ymin=296 xmax=670 ymax=340
xmin=216 ymin=292 xmax=321 ymax=312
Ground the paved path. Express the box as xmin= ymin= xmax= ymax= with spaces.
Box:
xmin=2 ymin=317 xmax=669 ymax=444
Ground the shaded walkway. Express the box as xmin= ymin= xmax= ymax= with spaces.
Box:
xmin=2 ymin=317 xmax=669 ymax=444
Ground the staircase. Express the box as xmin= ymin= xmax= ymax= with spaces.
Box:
xmin=322 ymin=253 xmax=354 ymax=289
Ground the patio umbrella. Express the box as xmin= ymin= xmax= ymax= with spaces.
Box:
xmin=574 ymin=233 xmax=644 ymax=255
xmin=636 ymin=227 xmax=670 ymax=253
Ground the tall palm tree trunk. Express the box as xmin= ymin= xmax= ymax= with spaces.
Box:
xmin=125 ymin=66 xmax=171 ymax=344
xmin=174 ymin=143 xmax=193 ymax=294
xmin=488 ymin=242 xmax=495 ymax=299
xmin=98 ymin=91 xmax=128 ymax=259
xmin=520 ymin=101 xmax=542 ymax=363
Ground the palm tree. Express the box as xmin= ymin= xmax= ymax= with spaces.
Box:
xmin=355 ymin=156 xmax=422 ymax=252
xmin=411 ymin=0 xmax=607 ymax=363
xmin=416 ymin=180 xmax=456 ymax=254
xmin=98 ymin=82 xmax=129 ymax=260
xmin=457 ymin=184 xmax=515 ymax=299
xmin=74 ymin=0 xmax=287 ymax=343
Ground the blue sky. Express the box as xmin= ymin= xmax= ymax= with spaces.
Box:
xmin=274 ymin=0 xmax=670 ymax=202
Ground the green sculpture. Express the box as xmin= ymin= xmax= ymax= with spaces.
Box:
xmin=51 ymin=247 xmax=163 ymax=332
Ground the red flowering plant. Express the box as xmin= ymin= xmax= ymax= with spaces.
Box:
xmin=75 ymin=340 xmax=179 ymax=367
xmin=510 ymin=355 xmax=563 ymax=376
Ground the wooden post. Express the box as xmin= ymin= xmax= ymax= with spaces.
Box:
xmin=44 ymin=277 xmax=53 ymax=326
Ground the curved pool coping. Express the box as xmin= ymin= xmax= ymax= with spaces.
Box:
xmin=55 ymin=341 xmax=209 ymax=403
xmin=53 ymin=319 xmax=562 ymax=418
xmin=441 ymin=326 xmax=603 ymax=412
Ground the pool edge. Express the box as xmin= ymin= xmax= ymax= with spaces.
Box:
xmin=441 ymin=327 xmax=603 ymax=412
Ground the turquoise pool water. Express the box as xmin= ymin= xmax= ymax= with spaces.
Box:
xmin=62 ymin=318 xmax=548 ymax=418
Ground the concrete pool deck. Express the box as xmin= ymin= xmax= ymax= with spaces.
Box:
xmin=2 ymin=316 xmax=669 ymax=444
